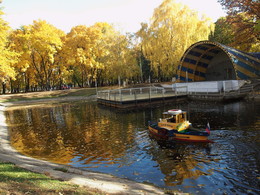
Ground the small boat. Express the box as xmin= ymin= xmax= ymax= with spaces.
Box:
xmin=148 ymin=109 xmax=211 ymax=142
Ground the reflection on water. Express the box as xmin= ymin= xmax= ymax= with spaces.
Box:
xmin=5 ymin=100 xmax=260 ymax=194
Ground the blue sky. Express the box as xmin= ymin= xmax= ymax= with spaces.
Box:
xmin=1 ymin=0 xmax=226 ymax=33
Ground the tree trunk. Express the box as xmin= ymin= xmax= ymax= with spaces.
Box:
xmin=25 ymin=77 xmax=30 ymax=93
xmin=2 ymin=82 xmax=6 ymax=94
xmin=10 ymin=80 xmax=14 ymax=93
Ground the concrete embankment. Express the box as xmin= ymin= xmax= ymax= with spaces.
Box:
xmin=0 ymin=102 xmax=164 ymax=195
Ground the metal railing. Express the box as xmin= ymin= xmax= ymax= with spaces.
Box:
xmin=97 ymin=85 xmax=253 ymax=102
xmin=97 ymin=86 xmax=187 ymax=102
xmin=178 ymin=86 xmax=253 ymax=96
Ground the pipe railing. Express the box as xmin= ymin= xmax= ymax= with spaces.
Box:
xmin=97 ymin=87 xmax=180 ymax=102
xmin=97 ymin=85 xmax=248 ymax=102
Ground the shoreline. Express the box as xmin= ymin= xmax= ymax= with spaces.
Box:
xmin=0 ymin=98 xmax=165 ymax=195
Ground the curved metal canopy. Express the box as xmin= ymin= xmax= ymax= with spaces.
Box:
xmin=177 ymin=41 xmax=260 ymax=82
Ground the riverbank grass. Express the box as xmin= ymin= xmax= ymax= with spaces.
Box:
xmin=0 ymin=162 xmax=100 ymax=194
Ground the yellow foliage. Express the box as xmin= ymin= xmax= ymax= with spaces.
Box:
xmin=105 ymin=33 xmax=139 ymax=80
xmin=0 ymin=0 xmax=213 ymax=89
xmin=63 ymin=22 xmax=139 ymax=85
xmin=137 ymin=0 xmax=214 ymax=77
xmin=9 ymin=20 xmax=65 ymax=89
xmin=0 ymin=10 xmax=19 ymax=82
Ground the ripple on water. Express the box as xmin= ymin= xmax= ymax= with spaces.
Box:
xmin=6 ymin=100 xmax=260 ymax=194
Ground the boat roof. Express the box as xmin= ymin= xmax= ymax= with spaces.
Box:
xmin=163 ymin=111 xmax=187 ymax=115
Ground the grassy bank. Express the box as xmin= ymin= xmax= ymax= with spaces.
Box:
xmin=0 ymin=162 xmax=101 ymax=194
xmin=0 ymin=88 xmax=104 ymax=194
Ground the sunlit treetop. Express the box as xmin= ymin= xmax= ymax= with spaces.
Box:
xmin=137 ymin=0 xmax=214 ymax=77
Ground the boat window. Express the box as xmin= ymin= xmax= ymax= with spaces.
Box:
xmin=168 ymin=116 xmax=176 ymax=123
xmin=163 ymin=114 xmax=170 ymax=119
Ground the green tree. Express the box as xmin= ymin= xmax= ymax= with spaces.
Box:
xmin=209 ymin=17 xmax=234 ymax=45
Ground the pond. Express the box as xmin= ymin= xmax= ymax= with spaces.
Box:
xmin=5 ymin=100 xmax=260 ymax=194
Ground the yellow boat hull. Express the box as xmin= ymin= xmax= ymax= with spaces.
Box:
xmin=173 ymin=133 xmax=209 ymax=142
xmin=148 ymin=123 xmax=211 ymax=143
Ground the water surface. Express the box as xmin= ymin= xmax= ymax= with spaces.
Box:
xmin=5 ymin=100 xmax=260 ymax=194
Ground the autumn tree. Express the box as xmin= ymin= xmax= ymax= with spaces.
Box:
xmin=29 ymin=20 xmax=65 ymax=90
xmin=10 ymin=20 xmax=65 ymax=91
xmin=218 ymin=0 xmax=260 ymax=52
xmin=64 ymin=24 xmax=107 ymax=87
xmin=209 ymin=17 xmax=234 ymax=45
xmin=0 ymin=9 xmax=19 ymax=94
xmin=89 ymin=22 xmax=121 ymax=86
xmin=218 ymin=0 xmax=259 ymax=23
xmin=105 ymin=32 xmax=140 ymax=84
xmin=136 ymin=0 xmax=214 ymax=81
xmin=64 ymin=22 xmax=139 ymax=87
xmin=9 ymin=27 xmax=32 ymax=92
